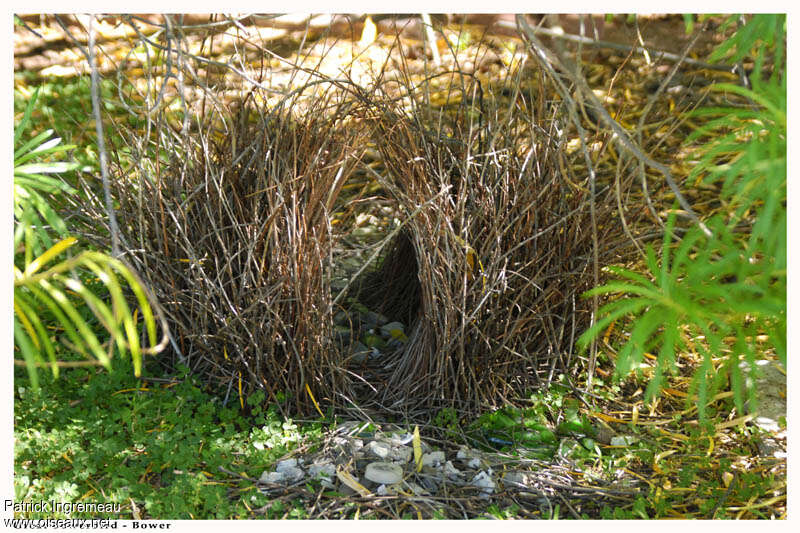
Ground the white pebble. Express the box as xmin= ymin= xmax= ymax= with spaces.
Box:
xmin=422 ymin=451 xmax=446 ymax=467
xmin=259 ymin=471 xmax=284 ymax=484
xmin=471 ymin=470 xmax=495 ymax=497
xmin=364 ymin=462 xmax=403 ymax=484
xmin=367 ymin=440 xmax=392 ymax=459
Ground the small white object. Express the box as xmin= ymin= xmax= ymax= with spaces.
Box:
xmin=376 ymin=484 xmax=394 ymax=496
xmin=443 ymin=460 xmax=461 ymax=477
xmin=390 ymin=432 xmax=414 ymax=446
xmin=275 ymin=458 xmax=298 ymax=472
xmin=610 ymin=435 xmax=638 ymax=447
xmin=364 ymin=462 xmax=403 ymax=484
xmin=471 ymin=470 xmax=495 ymax=497
xmin=421 ymin=451 xmax=446 ymax=467
xmin=259 ymin=471 xmax=284 ymax=484
xmin=367 ymin=440 xmax=392 ymax=459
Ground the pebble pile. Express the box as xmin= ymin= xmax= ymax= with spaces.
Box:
xmin=257 ymin=422 xmax=521 ymax=499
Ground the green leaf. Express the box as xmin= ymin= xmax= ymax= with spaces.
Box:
xmin=14 ymin=87 xmax=39 ymax=146
xmin=14 ymin=129 xmax=55 ymax=161
xmin=14 ymin=318 xmax=40 ymax=390
xmin=14 ymin=292 xmax=59 ymax=378
xmin=15 ymin=162 xmax=81 ymax=175
xmin=24 ymin=236 xmax=77 ymax=276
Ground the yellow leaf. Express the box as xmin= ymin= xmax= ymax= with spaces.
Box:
xmin=337 ymin=468 xmax=371 ymax=497
xmin=306 ymin=383 xmax=324 ymax=418
xmin=722 ymin=471 xmax=734 ymax=488
xmin=24 ymin=236 xmax=77 ymax=277
xmin=238 ymin=372 xmax=243 ymax=410
xmin=466 ymin=248 xmax=476 ymax=273
xmin=413 ymin=425 xmax=423 ymax=472
xmin=14 ymin=300 xmax=39 ymax=349
xmin=358 ymin=16 xmax=377 ymax=48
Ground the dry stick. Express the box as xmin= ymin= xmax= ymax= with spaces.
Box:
xmin=55 ymin=15 xmax=121 ymax=256
xmin=495 ymin=18 xmax=735 ymax=73
xmin=119 ymin=15 xmax=286 ymax=97
xmin=516 ymin=15 xmax=712 ymax=239
xmin=84 ymin=17 xmax=122 ymax=258
xmin=514 ymin=15 xmax=602 ymax=388
xmin=421 ymin=14 xmax=442 ymax=67
xmin=634 ymin=23 xmax=707 ymax=234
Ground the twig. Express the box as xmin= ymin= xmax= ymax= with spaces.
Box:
xmin=495 ymin=18 xmax=735 ymax=73
xmin=516 ymin=15 xmax=712 ymax=239
xmin=57 ymin=15 xmax=122 ymax=257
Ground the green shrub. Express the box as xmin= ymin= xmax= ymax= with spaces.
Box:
xmin=14 ymin=87 xmax=165 ymax=389
xmin=578 ymin=15 xmax=786 ymax=417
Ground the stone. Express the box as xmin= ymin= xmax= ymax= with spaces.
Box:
xmin=740 ymin=360 xmax=786 ymax=433
xmin=259 ymin=471 xmax=284 ymax=484
xmin=350 ymin=342 xmax=370 ymax=364
xmin=283 ymin=467 xmax=305 ymax=482
xmin=366 ymin=440 xmax=392 ymax=459
xmin=365 ymin=310 xmax=389 ymax=327
xmin=502 ymin=471 xmax=529 ymax=487
xmin=457 ymin=445 xmax=482 ymax=467
xmin=421 ymin=451 xmax=446 ymax=467
xmin=443 ymin=460 xmax=462 ymax=478
xmin=471 ymin=470 xmax=495 ymax=497
xmin=334 ymin=310 xmax=353 ymax=327
xmin=403 ymin=480 xmax=429 ymax=496
xmin=275 ymin=458 xmax=298 ymax=472
xmin=388 ymin=445 xmax=412 ymax=463
xmin=308 ymin=462 xmax=336 ymax=480
xmin=364 ymin=462 xmax=403 ymax=484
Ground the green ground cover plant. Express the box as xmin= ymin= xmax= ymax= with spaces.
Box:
xmin=14 ymin=362 xmax=321 ymax=519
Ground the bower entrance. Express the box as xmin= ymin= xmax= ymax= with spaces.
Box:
xmin=322 ymin=60 xmax=644 ymax=417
